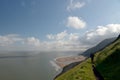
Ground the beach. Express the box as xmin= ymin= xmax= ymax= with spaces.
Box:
xmin=54 ymin=55 xmax=86 ymax=68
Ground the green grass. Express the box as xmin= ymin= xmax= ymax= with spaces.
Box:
xmin=55 ymin=39 xmax=120 ymax=80
xmin=55 ymin=59 xmax=96 ymax=80
xmin=94 ymin=39 xmax=120 ymax=80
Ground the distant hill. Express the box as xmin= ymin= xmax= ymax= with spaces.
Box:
xmin=55 ymin=34 xmax=120 ymax=80
xmin=94 ymin=35 xmax=120 ymax=80
xmin=81 ymin=37 xmax=116 ymax=57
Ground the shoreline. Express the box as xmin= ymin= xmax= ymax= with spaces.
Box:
xmin=53 ymin=55 xmax=86 ymax=80
xmin=54 ymin=55 xmax=86 ymax=68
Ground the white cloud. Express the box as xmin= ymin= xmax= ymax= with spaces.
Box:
xmin=0 ymin=34 xmax=23 ymax=46
xmin=86 ymin=24 xmax=120 ymax=40
xmin=0 ymin=33 xmax=87 ymax=51
xmin=69 ymin=33 xmax=79 ymax=41
xmin=67 ymin=16 xmax=86 ymax=29
xmin=25 ymin=37 xmax=41 ymax=47
xmin=67 ymin=0 xmax=85 ymax=11
xmin=0 ymin=32 xmax=83 ymax=51
xmin=46 ymin=31 xmax=86 ymax=51
xmin=0 ymin=24 xmax=120 ymax=51
xmin=56 ymin=31 xmax=68 ymax=40
xmin=46 ymin=34 xmax=55 ymax=40
xmin=80 ymin=24 xmax=120 ymax=46
xmin=47 ymin=31 xmax=68 ymax=40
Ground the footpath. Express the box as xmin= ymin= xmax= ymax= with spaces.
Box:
xmin=90 ymin=54 xmax=104 ymax=80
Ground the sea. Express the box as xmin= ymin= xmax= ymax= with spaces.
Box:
xmin=0 ymin=51 xmax=80 ymax=80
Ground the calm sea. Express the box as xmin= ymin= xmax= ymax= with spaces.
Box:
xmin=0 ymin=51 xmax=80 ymax=80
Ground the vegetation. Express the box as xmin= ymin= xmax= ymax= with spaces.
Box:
xmin=55 ymin=59 xmax=96 ymax=80
xmin=94 ymin=38 xmax=120 ymax=80
xmin=55 ymin=38 xmax=120 ymax=80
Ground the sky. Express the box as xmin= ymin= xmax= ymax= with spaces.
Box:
xmin=0 ymin=0 xmax=120 ymax=51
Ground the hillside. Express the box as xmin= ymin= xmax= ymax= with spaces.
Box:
xmin=81 ymin=37 xmax=116 ymax=57
xmin=94 ymin=36 xmax=120 ymax=80
xmin=55 ymin=35 xmax=120 ymax=80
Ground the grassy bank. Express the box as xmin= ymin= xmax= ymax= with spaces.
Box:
xmin=55 ymin=59 xmax=96 ymax=80
xmin=55 ymin=38 xmax=120 ymax=80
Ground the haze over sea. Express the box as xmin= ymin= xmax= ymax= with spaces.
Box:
xmin=0 ymin=51 xmax=80 ymax=80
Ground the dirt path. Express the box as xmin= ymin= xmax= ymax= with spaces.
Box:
xmin=90 ymin=54 xmax=104 ymax=80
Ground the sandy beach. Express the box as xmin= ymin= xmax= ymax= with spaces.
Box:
xmin=54 ymin=55 xmax=86 ymax=68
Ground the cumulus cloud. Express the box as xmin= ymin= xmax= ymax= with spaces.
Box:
xmin=69 ymin=33 xmax=79 ymax=41
xmin=86 ymin=24 xmax=120 ymax=40
xmin=0 ymin=24 xmax=120 ymax=51
xmin=67 ymin=0 xmax=85 ymax=11
xmin=25 ymin=37 xmax=41 ymax=46
xmin=80 ymin=24 xmax=120 ymax=46
xmin=31 ymin=24 xmax=119 ymax=51
xmin=47 ymin=31 xmax=68 ymax=40
xmin=0 ymin=34 xmax=23 ymax=46
xmin=0 ymin=32 xmax=84 ymax=51
xmin=46 ymin=31 xmax=84 ymax=51
xmin=46 ymin=31 xmax=80 ymax=42
xmin=67 ymin=16 xmax=86 ymax=29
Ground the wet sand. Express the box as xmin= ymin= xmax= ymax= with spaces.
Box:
xmin=54 ymin=55 xmax=86 ymax=68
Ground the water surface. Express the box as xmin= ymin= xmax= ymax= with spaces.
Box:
xmin=0 ymin=51 xmax=80 ymax=80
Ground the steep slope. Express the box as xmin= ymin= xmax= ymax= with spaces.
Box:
xmin=55 ymin=58 xmax=96 ymax=80
xmin=55 ymin=35 xmax=120 ymax=80
xmin=81 ymin=37 xmax=116 ymax=57
xmin=94 ymin=36 xmax=120 ymax=80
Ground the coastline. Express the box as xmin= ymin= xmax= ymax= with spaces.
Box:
xmin=53 ymin=55 xmax=86 ymax=80
xmin=54 ymin=55 xmax=86 ymax=68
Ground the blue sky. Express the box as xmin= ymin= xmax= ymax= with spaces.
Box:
xmin=0 ymin=0 xmax=120 ymax=51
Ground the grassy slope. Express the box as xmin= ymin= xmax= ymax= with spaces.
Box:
xmin=55 ymin=59 xmax=96 ymax=80
xmin=94 ymin=39 xmax=120 ymax=80
xmin=55 ymin=39 xmax=120 ymax=80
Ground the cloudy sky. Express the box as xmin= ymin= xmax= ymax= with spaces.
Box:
xmin=0 ymin=0 xmax=120 ymax=51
